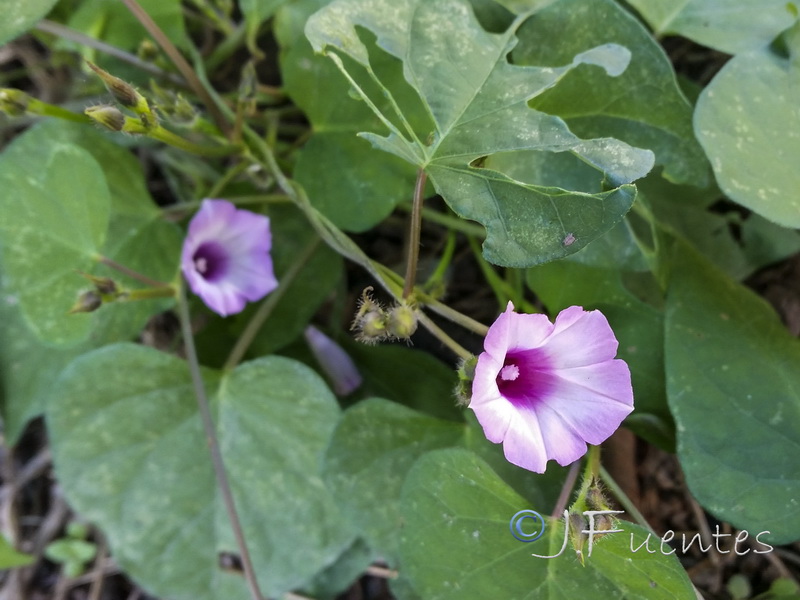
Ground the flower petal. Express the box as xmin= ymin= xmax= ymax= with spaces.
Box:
xmin=542 ymin=307 xmax=620 ymax=369
xmin=181 ymin=199 xmax=278 ymax=316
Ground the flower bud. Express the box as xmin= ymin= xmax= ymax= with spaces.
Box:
xmin=351 ymin=287 xmax=390 ymax=344
xmin=68 ymin=290 xmax=102 ymax=314
xmin=304 ymin=325 xmax=362 ymax=396
xmin=0 ymin=88 xmax=30 ymax=116
xmin=85 ymin=105 xmax=125 ymax=132
xmin=77 ymin=271 xmax=118 ymax=296
xmin=454 ymin=355 xmax=477 ymax=406
xmin=387 ymin=302 xmax=418 ymax=339
xmin=568 ymin=512 xmax=588 ymax=565
xmin=86 ymin=61 xmax=154 ymax=124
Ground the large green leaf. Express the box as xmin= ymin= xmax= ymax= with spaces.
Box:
xmin=277 ymin=0 xmax=420 ymax=231
xmin=526 ymin=261 xmax=674 ymax=449
xmin=305 ymin=0 xmax=655 ymax=267
xmin=625 ymin=0 xmax=795 ymax=54
xmin=0 ymin=142 xmax=110 ymax=345
xmin=694 ymin=42 xmax=800 ymax=228
xmin=399 ymin=448 xmax=696 ymax=599
xmin=324 ymin=399 xmax=565 ymax=563
xmin=64 ymin=0 xmax=188 ymax=51
xmin=0 ymin=534 xmax=34 ymax=569
xmin=48 ymin=344 xmax=354 ymax=599
xmin=0 ymin=122 xmax=180 ymax=442
xmin=0 ymin=0 xmax=59 ymax=45
xmin=511 ymin=0 xmax=709 ymax=187
xmin=665 ymin=244 xmax=800 ymax=544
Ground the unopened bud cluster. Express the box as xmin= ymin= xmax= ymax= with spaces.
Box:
xmin=68 ymin=272 xmax=121 ymax=315
xmin=84 ymin=62 xmax=158 ymax=133
xmin=350 ymin=287 xmax=418 ymax=344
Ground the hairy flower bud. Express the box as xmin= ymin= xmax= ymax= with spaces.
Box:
xmin=351 ymin=287 xmax=390 ymax=344
xmin=454 ymin=355 xmax=477 ymax=406
xmin=85 ymin=105 xmax=125 ymax=132
xmin=86 ymin=61 xmax=155 ymax=126
xmin=68 ymin=290 xmax=102 ymax=314
xmin=387 ymin=302 xmax=418 ymax=339
xmin=0 ymin=88 xmax=30 ymax=116
xmin=77 ymin=271 xmax=119 ymax=296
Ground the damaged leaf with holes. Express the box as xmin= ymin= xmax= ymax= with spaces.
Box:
xmin=305 ymin=0 xmax=655 ymax=267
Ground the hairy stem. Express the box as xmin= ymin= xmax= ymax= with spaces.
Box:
xmin=118 ymin=0 xmax=230 ymax=134
xmin=402 ymin=169 xmax=427 ymax=299
xmin=96 ymin=256 xmax=169 ymax=288
xmin=223 ymin=238 xmax=320 ymax=371
xmin=176 ymin=284 xmax=265 ymax=600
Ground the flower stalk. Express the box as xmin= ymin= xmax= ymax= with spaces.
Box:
xmin=176 ymin=284 xmax=266 ymax=600
xmin=402 ymin=169 xmax=427 ymax=300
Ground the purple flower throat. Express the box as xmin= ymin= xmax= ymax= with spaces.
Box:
xmin=496 ymin=348 xmax=550 ymax=406
xmin=193 ymin=242 xmax=229 ymax=282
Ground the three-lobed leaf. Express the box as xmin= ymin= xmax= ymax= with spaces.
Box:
xmin=306 ymin=0 xmax=655 ymax=267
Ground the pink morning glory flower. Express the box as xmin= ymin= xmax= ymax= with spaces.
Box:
xmin=470 ymin=303 xmax=634 ymax=473
xmin=181 ymin=199 xmax=278 ymax=316
xmin=304 ymin=325 xmax=363 ymax=396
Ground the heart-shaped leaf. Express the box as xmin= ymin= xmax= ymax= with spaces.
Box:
xmin=665 ymin=243 xmax=800 ymax=544
xmin=694 ymin=38 xmax=800 ymax=228
xmin=399 ymin=448 xmax=696 ymax=599
xmin=48 ymin=344 xmax=354 ymax=599
xmin=625 ymin=0 xmax=795 ymax=54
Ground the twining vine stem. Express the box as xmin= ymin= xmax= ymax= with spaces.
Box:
xmin=402 ymin=169 xmax=428 ymax=299
xmin=176 ymin=284 xmax=266 ymax=600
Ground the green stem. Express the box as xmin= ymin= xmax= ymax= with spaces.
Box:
xmin=415 ymin=311 xmax=473 ymax=361
xmin=223 ymin=238 xmax=320 ymax=371
xmin=599 ymin=466 xmax=655 ymax=534
xmin=124 ymin=286 xmax=176 ymax=300
xmin=206 ymin=161 xmax=250 ymax=198
xmin=35 ymin=20 xmax=186 ymax=86
xmin=420 ymin=295 xmax=489 ymax=337
xmin=28 ymin=98 xmax=92 ymax=123
xmin=163 ymin=194 xmax=291 ymax=216
xmin=397 ymin=203 xmax=486 ymax=238
xmin=176 ymin=284 xmax=266 ymax=600
xmin=118 ymin=0 xmax=230 ymax=135
xmin=572 ymin=445 xmax=602 ymax=514
xmin=123 ymin=119 xmax=242 ymax=157
xmin=422 ymin=230 xmax=456 ymax=292
xmin=403 ymin=169 xmax=427 ymax=299
xmin=551 ymin=461 xmax=582 ymax=518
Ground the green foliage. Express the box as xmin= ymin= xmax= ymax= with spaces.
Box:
xmin=0 ymin=141 xmax=110 ymax=345
xmin=511 ymin=0 xmax=709 ymax=187
xmin=45 ymin=524 xmax=97 ymax=579
xmin=665 ymin=244 xmax=800 ymax=544
xmin=694 ymin=37 xmax=800 ymax=228
xmin=0 ymin=0 xmax=59 ymax=45
xmin=0 ymin=535 xmax=34 ymax=569
xmin=48 ymin=344 xmax=354 ymax=599
xmin=276 ymin=0 xmax=420 ymax=231
xmin=399 ymin=448 xmax=697 ymax=599
xmin=64 ymin=0 xmax=188 ymax=51
xmin=625 ymin=0 xmax=796 ymax=54
xmin=306 ymin=0 xmax=655 ymax=267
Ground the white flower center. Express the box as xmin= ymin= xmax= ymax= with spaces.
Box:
xmin=195 ymin=257 xmax=208 ymax=274
xmin=500 ymin=364 xmax=520 ymax=381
